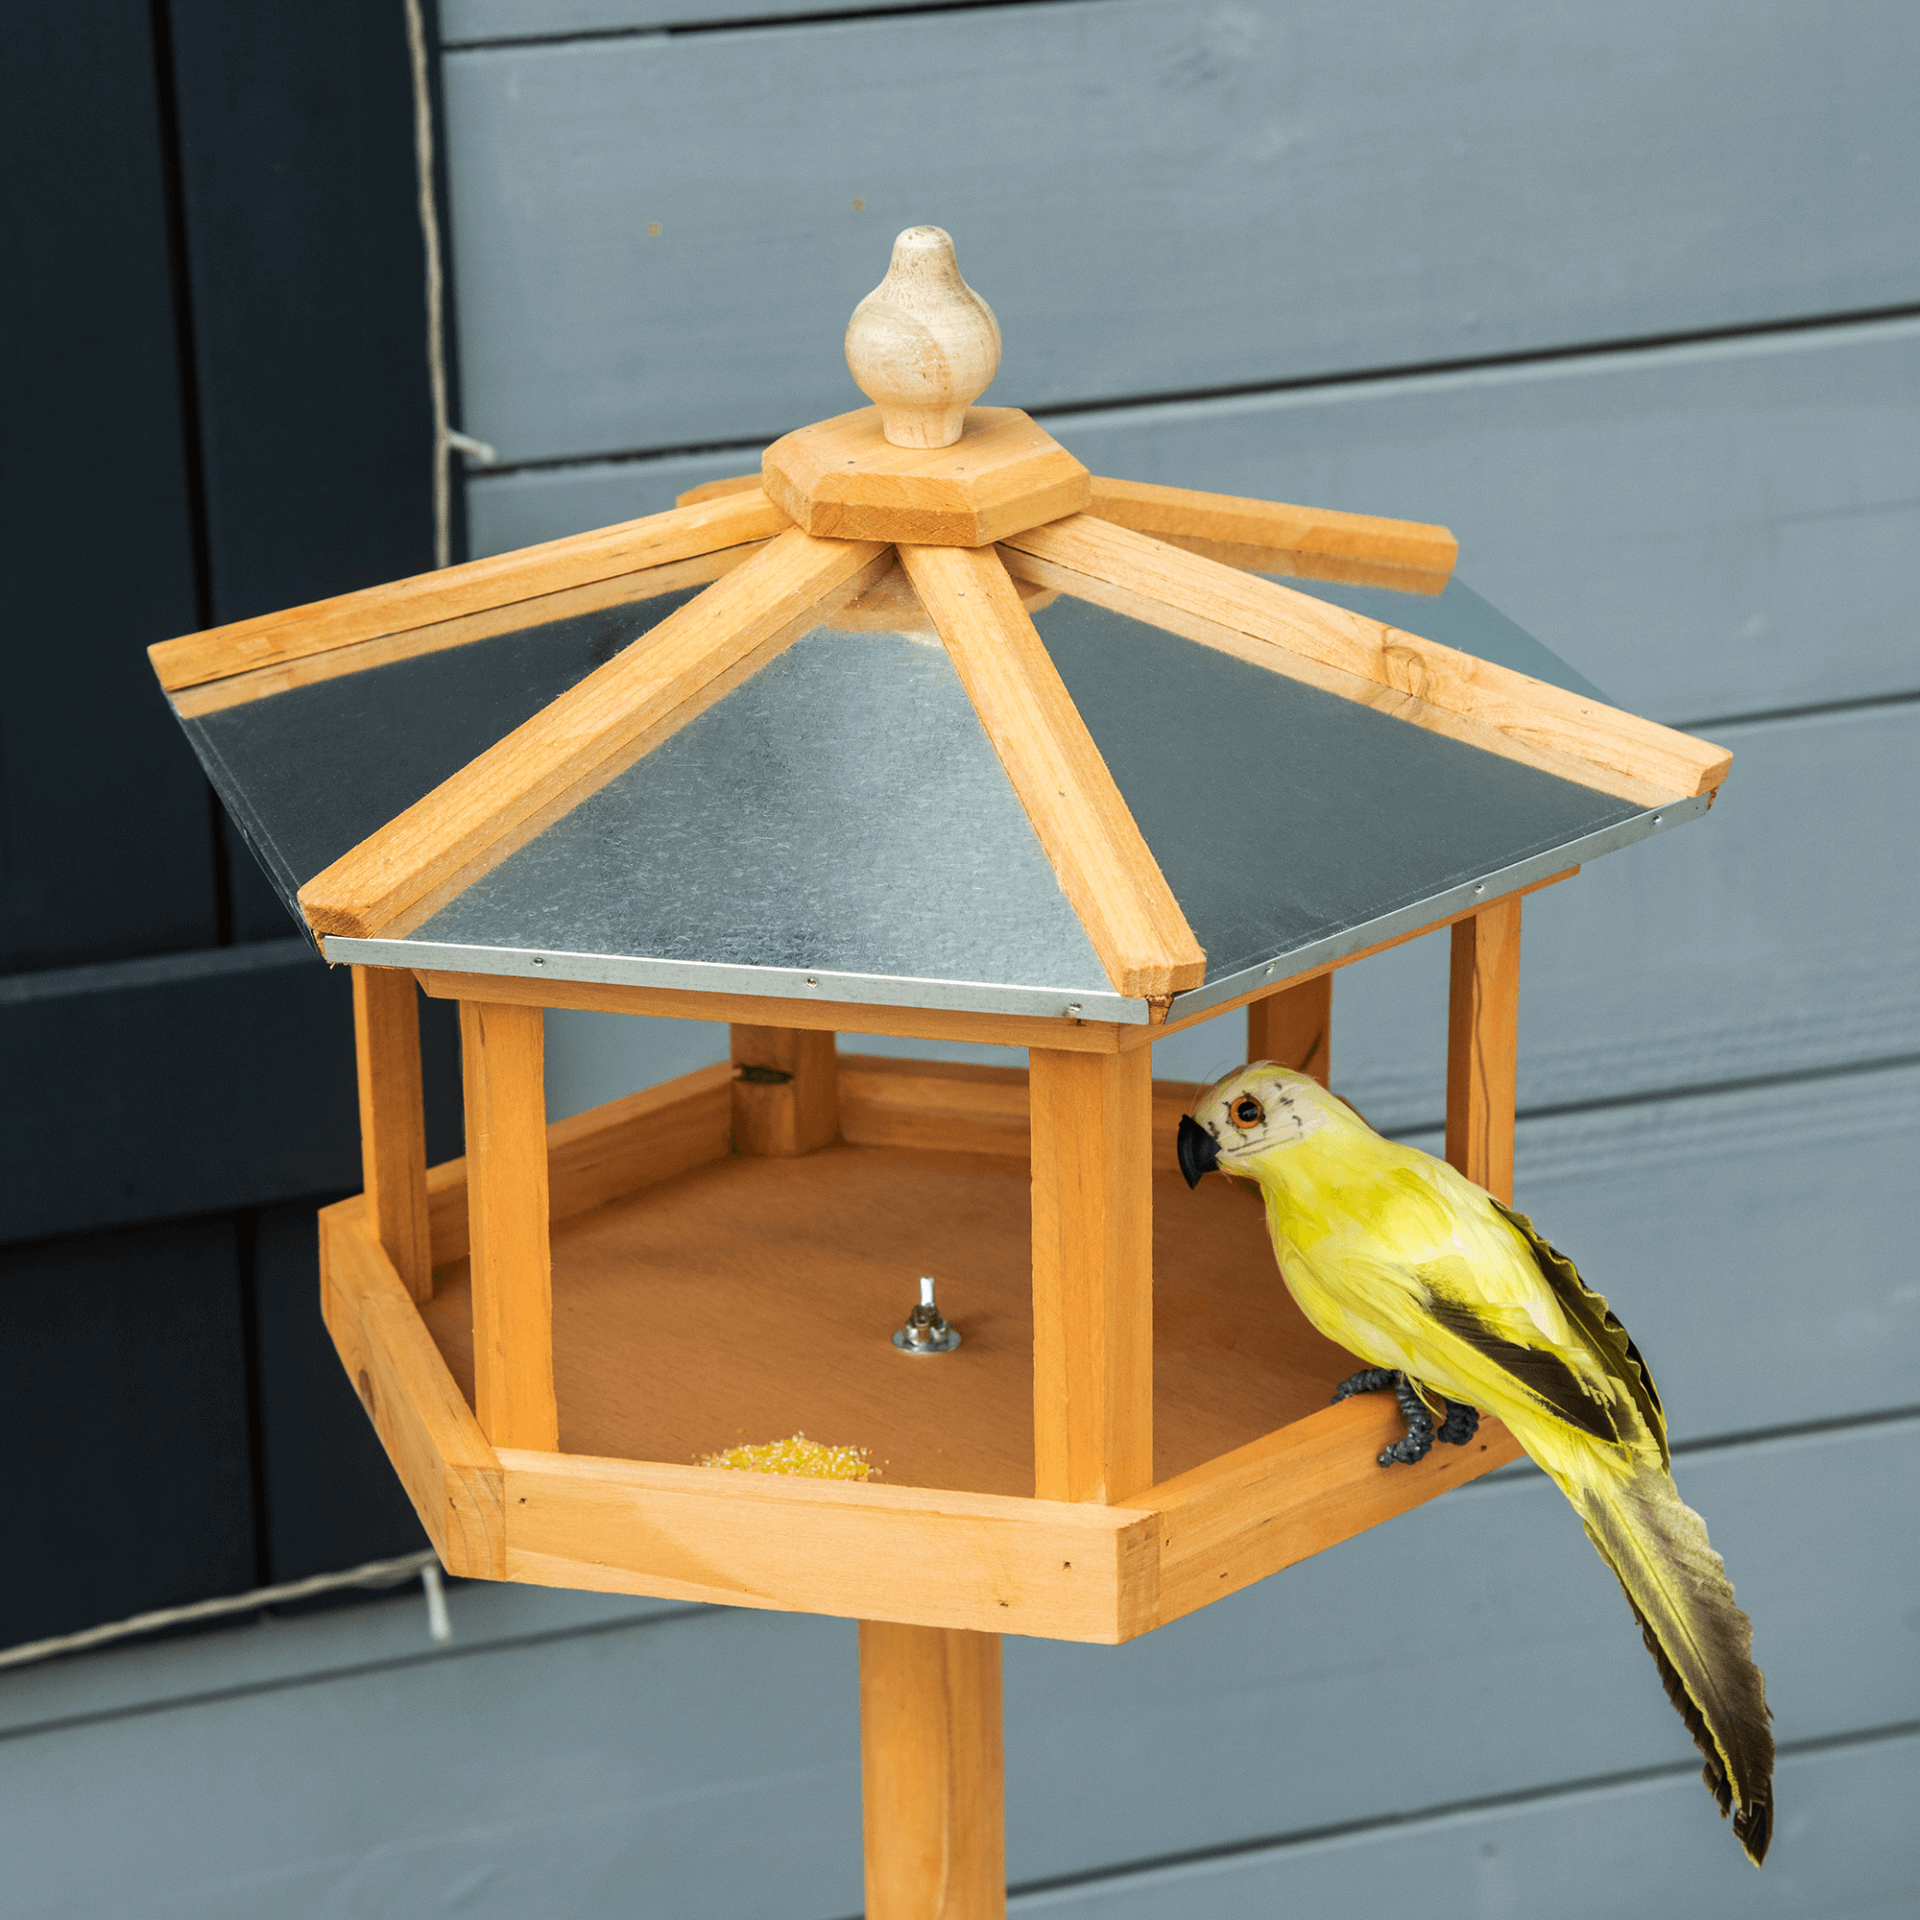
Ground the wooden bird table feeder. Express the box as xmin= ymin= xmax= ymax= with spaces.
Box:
xmin=148 ymin=228 xmax=1730 ymax=1916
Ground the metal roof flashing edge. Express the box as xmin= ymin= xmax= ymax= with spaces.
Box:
xmin=317 ymin=941 xmax=1154 ymax=1026
xmin=1163 ymin=795 xmax=1709 ymax=1025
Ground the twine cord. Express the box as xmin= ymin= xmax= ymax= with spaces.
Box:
xmin=0 ymin=1551 xmax=453 ymax=1676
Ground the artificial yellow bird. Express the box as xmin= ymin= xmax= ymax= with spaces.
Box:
xmin=1177 ymin=1062 xmax=1774 ymax=1864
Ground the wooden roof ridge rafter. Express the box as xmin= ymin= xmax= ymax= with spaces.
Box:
xmin=898 ymin=540 xmax=1206 ymax=1001
xmin=1081 ymin=476 xmax=1458 ymax=584
xmin=299 ymin=527 xmax=894 ymax=942
xmin=149 ymin=487 xmax=793 ymax=695
xmin=1000 ymin=514 xmax=1733 ymax=804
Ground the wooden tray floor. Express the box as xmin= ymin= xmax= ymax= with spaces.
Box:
xmin=420 ymin=1141 xmax=1358 ymax=1497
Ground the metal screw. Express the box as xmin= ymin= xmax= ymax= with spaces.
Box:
xmin=892 ymin=1276 xmax=961 ymax=1355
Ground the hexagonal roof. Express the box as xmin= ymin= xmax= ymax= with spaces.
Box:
xmin=151 ymin=477 xmax=1728 ymax=1027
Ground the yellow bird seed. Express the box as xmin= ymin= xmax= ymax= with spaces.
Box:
xmin=700 ymin=1432 xmax=879 ymax=1480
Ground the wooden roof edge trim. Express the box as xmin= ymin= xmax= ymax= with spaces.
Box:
xmin=898 ymin=541 xmax=1205 ymax=1001
xmin=298 ymin=528 xmax=892 ymax=940
xmin=1085 ymin=475 xmax=1458 ymax=580
xmin=149 ymin=487 xmax=792 ymax=694
xmin=1004 ymin=515 xmax=1731 ymax=803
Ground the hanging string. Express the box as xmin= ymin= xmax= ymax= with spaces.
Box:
xmin=0 ymin=1549 xmax=453 ymax=1675
xmin=403 ymin=0 xmax=494 ymax=566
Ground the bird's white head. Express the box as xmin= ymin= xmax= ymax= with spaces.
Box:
xmin=1176 ymin=1062 xmax=1345 ymax=1188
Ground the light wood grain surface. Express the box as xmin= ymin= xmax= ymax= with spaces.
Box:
xmin=418 ymin=1141 xmax=1358 ymax=1499
xmin=860 ymin=1622 xmax=1006 ymax=1919
xmin=459 ymin=1000 xmax=558 ymax=1451
xmin=318 ymin=1197 xmax=504 ymax=1578
xmin=730 ymin=1024 xmax=839 ymax=1157
xmin=1446 ymin=897 xmax=1523 ymax=1203
xmin=762 ymin=405 xmax=1088 ymax=545
xmin=150 ymin=487 xmax=787 ymax=692
xmin=1086 ymin=475 xmax=1456 ymax=580
xmin=351 ymin=966 xmax=432 ymax=1302
xmin=900 ymin=540 xmax=1204 ymax=999
xmin=1030 ymin=1048 xmax=1155 ymax=1506
xmin=1246 ymin=973 xmax=1332 ymax=1090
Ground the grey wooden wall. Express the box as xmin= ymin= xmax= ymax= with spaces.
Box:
xmin=6 ymin=4 xmax=1917 ymax=1916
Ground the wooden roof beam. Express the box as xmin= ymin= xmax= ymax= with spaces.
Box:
xmin=900 ymin=541 xmax=1205 ymax=1000
xmin=1001 ymin=514 xmax=1732 ymax=804
xmin=299 ymin=528 xmax=891 ymax=940
xmin=150 ymin=487 xmax=791 ymax=694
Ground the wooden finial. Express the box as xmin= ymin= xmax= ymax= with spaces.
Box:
xmin=845 ymin=227 xmax=1002 ymax=449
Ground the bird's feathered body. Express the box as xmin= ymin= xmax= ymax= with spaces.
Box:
xmin=1184 ymin=1063 xmax=1774 ymax=1864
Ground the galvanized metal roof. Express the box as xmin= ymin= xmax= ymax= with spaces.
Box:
xmin=171 ymin=547 xmax=1706 ymax=1026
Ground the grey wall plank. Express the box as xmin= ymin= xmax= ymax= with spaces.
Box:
xmin=1 ymin=1417 xmax=1907 ymax=1915
xmin=467 ymin=317 xmax=1920 ymax=724
xmin=0 ymin=1605 xmax=864 ymax=1920
xmin=1010 ymin=1731 xmax=1920 ymax=1918
xmin=998 ymin=1417 xmax=1916 ymax=1885
xmin=1324 ymin=697 xmax=1920 ymax=1129
xmin=441 ymin=1 xmax=1920 ymax=464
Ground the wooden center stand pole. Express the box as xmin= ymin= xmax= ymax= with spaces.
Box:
xmin=859 ymin=1622 xmax=1006 ymax=1920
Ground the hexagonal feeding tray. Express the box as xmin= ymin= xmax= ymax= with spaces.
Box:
xmin=148 ymin=228 xmax=1729 ymax=1913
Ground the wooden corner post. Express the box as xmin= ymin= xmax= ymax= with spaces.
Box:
xmin=351 ymin=965 xmax=433 ymax=1301
xmin=1247 ymin=973 xmax=1331 ymax=1087
xmin=859 ymin=1621 xmax=1006 ymax=1920
xmin=459 ymin=999 xmax=559 ymax=1450
xmin=729 ymin=1024 xmax=839 ymax=1156
xmin=1029 ymin=1045 xmax=1154 ymax=1505
xmin=1446 ymin=895 xmax=1522 ymax=1204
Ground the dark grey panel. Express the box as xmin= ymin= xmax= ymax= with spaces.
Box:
xmin=0 ymin=941 xmax=462 ymax=1245
xmin=407 ymin=625 xmax=1111 ymax=994
xmin=0 ymin=1216 xmax=255 ymax=1648
xmin=180 ymin=583 xmax=705 ymax=929
xmin=1031 ymin=594 xmax=1645 ymax=991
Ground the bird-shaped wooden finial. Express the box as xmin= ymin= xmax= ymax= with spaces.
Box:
xmin=844 ymin=227 xmax=1002 ymax=449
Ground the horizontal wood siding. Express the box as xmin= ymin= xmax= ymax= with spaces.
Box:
xmin=440 ymin=2 xmax=1920 ymax=463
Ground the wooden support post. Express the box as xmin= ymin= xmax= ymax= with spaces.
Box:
xmin=459 ymin=1000 xmax=559 ymax=1450
xmin=1029 ymin=1046 xmax=1153 ymax=1504
xmin=351 ymin=965 xmax=433 ymax=1301
xmin=1446 ymin=895 xmax=1522 ymax=1204
xmin=729 ymin=1024 xmax=839 ymax=1155
xmin=1247 ymin=973 xmax=1331 ymax=1087
xmin=859 ymin=1621 xmax=1006 ymax=1920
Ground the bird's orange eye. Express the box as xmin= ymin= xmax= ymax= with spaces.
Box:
xmin=1233 ymin=1097 xmax=1264 ymax=1128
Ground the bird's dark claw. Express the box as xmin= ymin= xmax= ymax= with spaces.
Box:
xmin=1331 ymin=1367 xmax=1399 ymax=1403
xmin=1331 ymin=1369 xmax=1477 ymax=1465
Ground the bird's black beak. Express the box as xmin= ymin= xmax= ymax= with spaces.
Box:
xmin=1177 ymin=1114 xmax=1220 ymax=1189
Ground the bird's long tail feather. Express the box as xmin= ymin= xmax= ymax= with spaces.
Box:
xmin=1549 ymin=1457 xmax=1774 ymax=1864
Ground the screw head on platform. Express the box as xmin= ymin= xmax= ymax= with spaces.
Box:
xmin=892 ymin=1274 xmax=962 ymax=1355
xmin=845 ymin=227 xmax=1002 ymax=450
